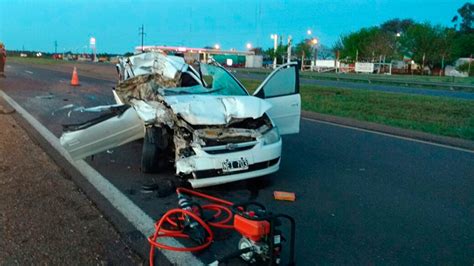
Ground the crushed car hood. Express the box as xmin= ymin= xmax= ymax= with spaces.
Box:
xmin=163 ymin=95 xmax=272 ymax=125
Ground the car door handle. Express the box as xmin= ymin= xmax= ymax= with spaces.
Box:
xmin=291 ymin=103 xmax=299 ymax=107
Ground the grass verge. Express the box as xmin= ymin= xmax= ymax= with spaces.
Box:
xmin=240 ymin=79 xmax=474 ymax=141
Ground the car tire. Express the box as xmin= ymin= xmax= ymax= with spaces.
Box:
xmin=142 ymin=127 xmax=168 ymax=173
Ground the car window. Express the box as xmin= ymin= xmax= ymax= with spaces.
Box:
xmin=200 ymin=64 xmax=248 ymax=96
xmin=256 ymin=66 xmax=297 ymax=98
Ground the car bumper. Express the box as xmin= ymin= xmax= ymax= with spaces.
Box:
xmin=176 ymin=139 xmax=282 ymax=188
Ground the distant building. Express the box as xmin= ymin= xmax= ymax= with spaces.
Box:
xmin=455 ymin=57 xmax=472 ymax=67
xmin=134 ymin=45 xmax=261 ymax=68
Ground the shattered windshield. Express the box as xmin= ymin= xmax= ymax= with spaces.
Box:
xmin=161 ymin=64 xmax=248 ymax=96
xmin=201 ymin=64 xmax=248 ymax=95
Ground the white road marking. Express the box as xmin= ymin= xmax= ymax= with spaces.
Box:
xmin=25 ymin=70 xmax=34 ymax=74
xmin=302 ymin=117 xmax=474 ymax=154
xmin=0 ymin=90 xmax=204 ymax=266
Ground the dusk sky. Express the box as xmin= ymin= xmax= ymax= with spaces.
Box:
xmin=0 ymin=0 xmax=467 ymax=54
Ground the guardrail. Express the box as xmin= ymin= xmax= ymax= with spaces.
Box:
xmin=307 ymin=73 xmax=474 ymax=91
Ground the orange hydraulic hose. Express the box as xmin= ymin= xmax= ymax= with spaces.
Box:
xmin=148 ymin=209 xmax=214 ymax=265
xmin=176 ymin=187 xmax=234 ymax=206
xmin=148 ymin=188 xmax=237 ymax=266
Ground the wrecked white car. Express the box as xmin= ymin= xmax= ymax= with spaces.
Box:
xmin=60 ymin=52 xmax=301 ymax=188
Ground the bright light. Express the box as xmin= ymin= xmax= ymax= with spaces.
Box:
xmin=270 ymin=34 xmax=277 ymax=39
xmin=307 ymin=29 xmax=312 ymax=35
xmin=311 ymin=38 xmax=318 ymax=45
xmin=396 ymin=32 xmax=401 ymax=37
xmin=214 ymin=44 xmax=220 ymax=50
xmin=246 ymin=43 xmax=252 ymax=49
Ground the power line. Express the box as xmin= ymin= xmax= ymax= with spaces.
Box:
xmin=139 ymin=24 xmax=146 ymax=52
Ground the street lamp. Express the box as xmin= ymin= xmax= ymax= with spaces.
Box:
xmin=310 ymin=38 xmax=318 ymax=71
xmin=307 ymin=29 xmax=312 ymax=35
xmin=214 ymin=44 xmax=220 ymax=50
xmin=270 ymin=34 xmax=278 ymax=69
xmin=246 ymin=43 xmax=252 ymax=50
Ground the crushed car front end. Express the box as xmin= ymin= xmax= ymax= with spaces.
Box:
xmin=172 ymin=113 xmax=282 ymax=188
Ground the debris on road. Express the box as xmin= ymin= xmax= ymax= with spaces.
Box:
xmin=273 ymin=191 xmax=296 ymax=201
xmin=35 ymin=93 xmax=55 ymax=99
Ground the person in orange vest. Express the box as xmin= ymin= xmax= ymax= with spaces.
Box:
xmin=0 ymin=42 xmax=6 ymax=78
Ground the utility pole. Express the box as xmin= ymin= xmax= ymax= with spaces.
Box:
xmin=287 ymin=35 xmax=292 ymax=64
xmin=139 ymin=24 xmax=146 ymax=53
xmin=271 ymin=34 xmax=278 ymax=69
xmin=54 ymin=40 xmax=58 ymax=54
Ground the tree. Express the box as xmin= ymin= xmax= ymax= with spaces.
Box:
xmin=449 ymin=3 xmax=474 ymax=60
xmin=263 ymin=44 xmax=288 ymax=64
xmin=457 ymin=2 xmax=473 ymax=33
xmin=318 ymin=45 xmax=334 ymax=60
xmin=381 ymin=18 xmax=415 ymax=34
xmin=399 ymin=23 xmax=455 ymax=70
xmin=250 ymin=47 xmax=263 ymax=55
xmin=336 ymin=27 xmax=396 ymax=62
xmin=294 ymin=39 xmax=312 ymax=59
xmin=452 ymin=33 xmax=474 ymax=58
xmin=456 ymin=62 xmax=473 ymax=76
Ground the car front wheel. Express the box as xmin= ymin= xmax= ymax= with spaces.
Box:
xmin=141 ymin=126 xmax=168 ymax=173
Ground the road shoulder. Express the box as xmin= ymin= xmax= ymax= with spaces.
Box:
xmin=0 ymin=97 xmax=143 ymax=264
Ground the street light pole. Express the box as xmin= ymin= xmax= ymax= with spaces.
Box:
xmin=287 ymin=35 xmax=292 ymax=64
xmin=310 ymin=38 xmax=318 ymax=71
xmin=271 ymin=34 xmax=278 ymax=69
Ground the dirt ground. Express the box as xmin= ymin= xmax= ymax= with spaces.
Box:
xmin=0 ymin=103 xmax=142 ymax=264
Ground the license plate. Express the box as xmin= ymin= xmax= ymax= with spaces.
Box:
xmin=222 ymin=158 xmax=249 ymax=173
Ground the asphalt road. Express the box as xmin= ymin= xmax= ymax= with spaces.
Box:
xmin=1 ymin=63 xmax=473 ymax=265
xmin=234 ymin=72 xmax=474 ymax=100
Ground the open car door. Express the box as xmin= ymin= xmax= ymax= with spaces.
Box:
xmin=60 ymin=105 xmax=145 ymax=160
xmin=253 ymin=62 xmax=301 ymax=135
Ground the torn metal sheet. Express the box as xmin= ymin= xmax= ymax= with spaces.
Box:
xmin=115 ymin=73 xmax=180 ymax=104
xmin=117 ymin=52 xmax=187 ymax=81
xmin=130 ymin=99 xmax=174 ymax=127
xmin=60 ymin=106 xmax=145 ymax=160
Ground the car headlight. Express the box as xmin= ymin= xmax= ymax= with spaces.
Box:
xmin=262 ymin=127 xmax=280 ymax=145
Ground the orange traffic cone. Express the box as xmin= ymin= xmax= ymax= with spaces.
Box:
xmin=70 ymin=67 xmax=80 ymax=86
